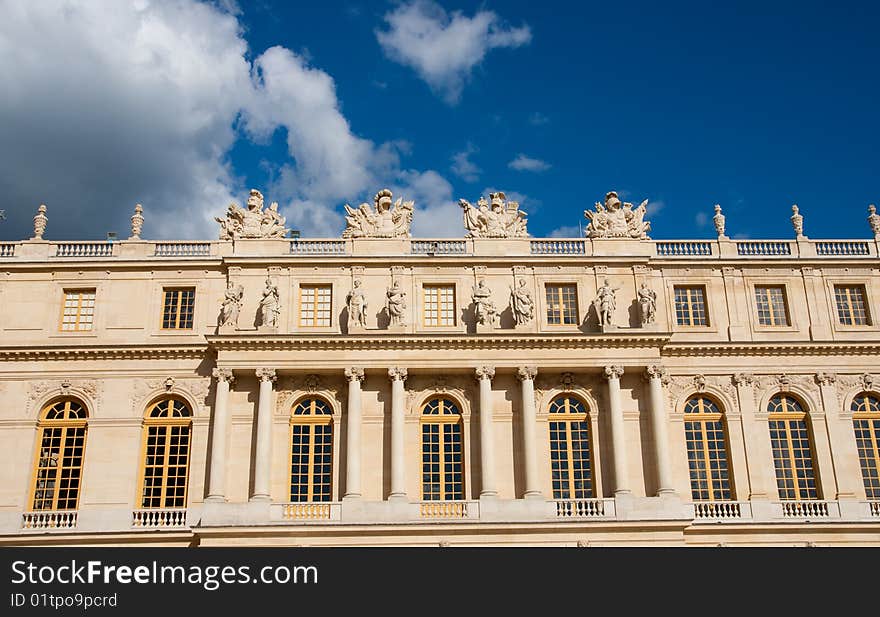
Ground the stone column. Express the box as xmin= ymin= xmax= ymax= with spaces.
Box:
xmin=604 ymin=365 xmax=630 ymax=495
xmin=251 ymin=368 xmax=276 ymax=502
xmin=388 ymin=367 xmax=408 ymax=501
xmin=207 ymin=368 xmax=234 ymax=502
xmin=517 ymin=366 xmax=542 ymax=499
xmin=816 ymin=373 xmax=862 ymax=500
xmin=344 ymin=367 xmax=365 ymax=499
xmin=645 ymin=365 xmax=675 ymax=495
xmin=475 ymin=366 xmax=497 ymax=498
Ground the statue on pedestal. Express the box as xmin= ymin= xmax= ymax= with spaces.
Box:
xmin=220 ymin=282 xmax=244 ymax=328
xmin=510 ymin=278 xmax=534 ymax=325
xmin=471 ymin=279 xmax=498 ymax=327
xmin=346 ymin=279 xmax=368 ymax=329
xmin=386 ymin=280 xmax=407 ymax=327
xmin=259 ymin=277 xmax=280 ymax=328
xmin=637 ymin=282 xmax=657 ymax=326
xmin=595 ymin=279 xmax=620 ymax=327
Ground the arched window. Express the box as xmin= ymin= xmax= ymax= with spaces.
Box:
xmin=683 ymin=396 xmax=733 ymax=501
xmin=421 ymin=398 xmax=463 ymax=501
xmin=139 ymin=397 xmax=192 ymax=509
xmin=30 ymin=398 xmax=88 ymax=511
xmin=290 ymin=398 xmax=333 ymax=502
xmin=548 ymin=395 xmax=594 ymax=499
xmin=852 ymin=393 xmax=880 ymax=500
xmin=767 ymin=394 xmax=819 ymax=500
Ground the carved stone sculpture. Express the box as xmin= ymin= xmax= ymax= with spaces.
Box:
xmin=259 ymin=277 xmax=280 ymax=328
xmin=130 ymin=204 xmax=144 ymax=240
xmin=583 ymin=191 xmax=650 ymax=239
xmin=471 ymin=278 xmax=498 ymax=327
xmin=713 ymin=204 xmax=726 ymax=238
xmin=346 ymin=279 xmax=368 ymax=329
xmin=868 ymin=205 xmax=880 ymax=238
xmin=32 ymin=204 xmax=48 ymax=240
xmin=791 ymin=204 xmax=804 ymax=237
xmin=216 ymin=189 xmax=289 ymax=239
xmin=594 ymin=279 xmax=619 ymax=327
xmin=220 ymin=282 xmax=244 ymax=328
xmin=386 ymin=279 xmax=407 ymax=327
xmin=637 ymin=282 xmax=657 ymax=326
xmin=459 ymin=192 xmax=528 ymax=238
xmin=510 ymin=278 xmax=534 ymax=325
xmin=342 ymin=189 xmax=413 ymax=238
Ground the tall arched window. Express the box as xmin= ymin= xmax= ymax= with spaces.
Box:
xmin=548 ymin=395 xmax=594 ymax=499
xmin=683 ymin=396 xmax=733 ymax=501
xmin=852 ymin=393 xmax=880 ymax=500
xmin=30 ymin=398 xmax=88 ymax=511
xmin=421 ymin=398 xmax=463 ymax=501
xmin=139 ymin=397 xmax=192 ymax=509
xmin=767 ymin=394 xmax=819 ymax=500
xmin=290 ymin=398 xmax=333 ymax=502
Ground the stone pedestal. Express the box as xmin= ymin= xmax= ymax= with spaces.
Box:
xmin=347 ymin=323 xmax=366 ymax=335
xmin=475 ymin=322 xmax=497 ymax=334
xmin=257 ymin=324 xmax=278 ymax=334
xmin=219 ymin=323 xmax=238 ymax=334
xmin=599 ymin=324 xmax=618 ymax=334
xmin=387 ymin=324 xmax=408 ymax=334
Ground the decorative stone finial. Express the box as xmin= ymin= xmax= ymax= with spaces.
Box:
xmin=868 ymin=205 xmax=880 ymax=239
xmin=791 ymin=204 xmax=804 ymax=238
xmin=459 ymin=192 xmax=528 ymax=238
xmin=130 ymin=204 xmax=144 ymax=240
xmin=32 ymin=204 xmax=48 ymax=239
xmin=713 ymin=204 xmax=726 ymax=238
xmin=583 ymin=191 xmax=650 ymax=239
xmin=343 ymin=189 xmax=413 ymax=238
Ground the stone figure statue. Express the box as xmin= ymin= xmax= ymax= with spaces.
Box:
xmin=510 ymin=278 xmax=534 ymax=325
xmin=583 ymin=191 xmax=650 ymax=239
xmin=216 ymin=189 xmax=289 ymax=239
xmin=342 ymin=189 xmax=414 ymax=238
xmin=471 ymin=278 xmax=498 ymax=327
xmin=220 ymin=282 xmax=244 ymax=328
xmin=595 ymin=279 xmax=620 ymax=327
xmin=637 ymin=282 xmax=657 ymax=326
xmin=346 ymin=279 xmax=368 ymax=328
xmin=386 ymin=280 xmax=407 ymax=327
xmin=459 ymin=192 xmax=528 ymax=238
xmin=259 ymin=277 xmax=280 ymax=328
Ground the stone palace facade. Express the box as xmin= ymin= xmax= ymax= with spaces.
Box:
xmin=1 ymin=190 xmax=880 ymax=546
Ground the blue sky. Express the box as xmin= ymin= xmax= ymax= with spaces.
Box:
xmin=0 ymin=0 xmax=877 ymax=241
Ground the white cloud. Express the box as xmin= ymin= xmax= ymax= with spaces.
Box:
xmin=0 ymin=0 xmax=463 ymax=240
xmin=450 ymin=143 xmax=481 ymax=182
xmin=529 ymin=112 xmax=549 ymax=126
xmin=393 ymin=169 xmax=462 ymax=237
xmin=508 ymin=154 xmax=551 ymax=172
xmin=376 ymin=0 xmax=531 ymax=104
xmin=548 ymin=225 xmax=582 ymax=238
xmin=695 ymin=211 xmax=709 ymax=227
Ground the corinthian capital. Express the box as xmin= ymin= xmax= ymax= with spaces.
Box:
xmin=516 ymin=366 xmax=537 ymax=382
xmin=815 ymin=372 xmax=836 ymax=387
xmin=603 ymin=365 xmax=624 ymax=380
xmin=644 ymin=365 xmax=670 ymax=384
xmin=212 ymin=368 xmax=235 ymax=384
xmin=475 ymin=366 xmax=496 ymax=381
xmin=256 ymin=368 xmax=277 ymax=383
xmin=344 ymin=367 xmax=365 ymax=382
xmin=388 ymin=367 xmax=408 ymax=382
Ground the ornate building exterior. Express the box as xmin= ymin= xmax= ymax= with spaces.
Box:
xmin=1 ymin=191 xmax=880 ymax=546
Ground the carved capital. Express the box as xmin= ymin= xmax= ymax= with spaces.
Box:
xmin=733 ymin=373 xmax=756 ymax=387
xmin=517 ymin=366 xmax=538 ymax=382
xmin=475 ymin=366 xmax=495 ymax=381
xmin=344 ymin=367 xmax=365 ymax=383
xmin=644 ymin=365 xmax=670 ymax=385
xmin=212 ymin=368 xmax=235 ymax=384
xmin=603 ymin=365 xmax=624 ymax=380
xmin=256 ymin=368 xmax=277 ymax=383
xmin=388 ymin=367 xmax=408 ymax=382
xmin=815 ymin=372 xmax=836 ymax=387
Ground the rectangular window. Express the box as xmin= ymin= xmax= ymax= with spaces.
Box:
xmin=423 ymin=284 xmax=456 ymax=326
xmin=300 ymin=285 xmax=332 ymax=327
xmin=755 ymin=285 xmax=790 ymax=326
xmin=545 ymin=284 xmax=579 ymax=325
xmin=60 ymin=289 xmax=96 ymax=331
xmin=674 ymin=286 xmax=708 ymax=326
xmin=161 ymin=288 xmax=195 ymax=330
xmin=834 ymin=285 xmax=870 ymax=326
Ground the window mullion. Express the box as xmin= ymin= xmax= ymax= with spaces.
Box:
xmin=307 ymin=425 xmax=316 ymax=501
xmin=160 ymin=424 xmax=171 ymax=509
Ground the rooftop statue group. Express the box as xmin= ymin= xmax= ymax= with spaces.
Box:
xmin=216 ymin=189 xmax=289 ymax=240
xmin=459 ymin=192 xmax=528 ymax=238
xmin=583 ymin=191 xmax=651 ymax=239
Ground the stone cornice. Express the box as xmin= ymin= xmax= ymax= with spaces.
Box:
xmin=663 ymin=341 xmax=880 ymax=357
xmin=0 ymin=344 xmax=209 ymax=362
xmin=205 ymin=332 xmax=672 ymax=352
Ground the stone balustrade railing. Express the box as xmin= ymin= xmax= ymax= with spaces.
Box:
xmin=816 ymin=241 xmax=870 ymax=256
xmin=871 ymin=501 xmax=880 ymax=517
xmin=736 ymin=240 xmax=792 ymax=256
xmin=289 ymin=240 xmax=347 ymax=255
xmin=55 ymin=242 xmax=115 ymax=257
xmin=21 ymin=510 xmax=78 ymax=529
xmin=530 ymin=240 xmax=586 ymax=255
xmin=656 ymin=241 xmax=714 ymax=256
xmin=0 ymin=243 xmax=15 ymax=257
xmin=154 ymin=242 xmax=211 ymax=257
xmin=777 ymin=500 xmax=834 ymax=519
xmin=411 ymin=240 xmax=469 ymax=255
xmin=692 ymin=501 xmax=749 ymax=520
xmin=276 ymin=502 xmax=340 ymax=521
xmin=131 ymin=508 xmax=188 ymax=528
xmin=418 ymin=501 xmax=472 ymax=519
xmin=554 ymin=498 xmax=614 ymax=518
